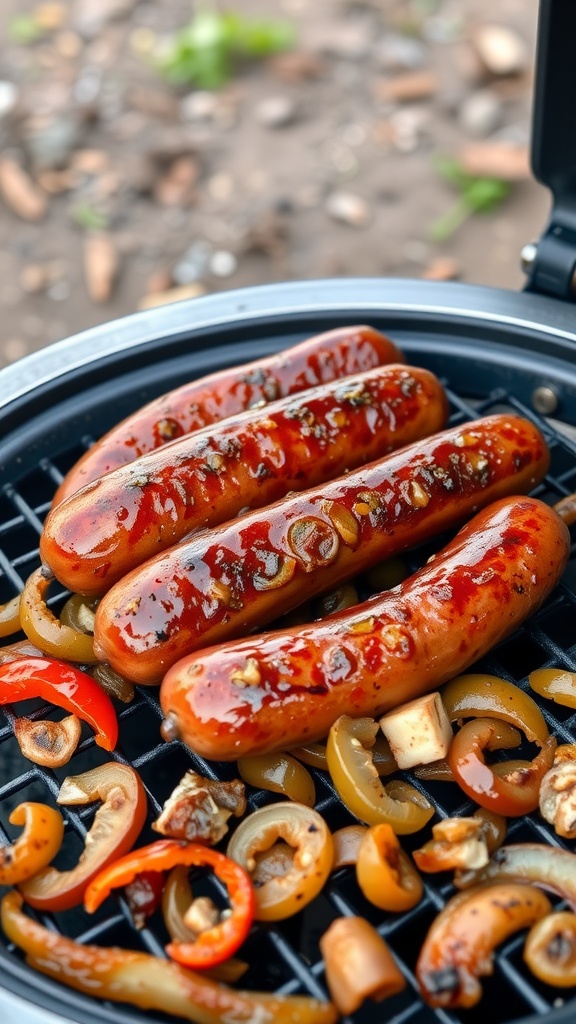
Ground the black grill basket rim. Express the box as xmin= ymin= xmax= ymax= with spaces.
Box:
xmin=0 ymin=277 xmax=576 ymax=1024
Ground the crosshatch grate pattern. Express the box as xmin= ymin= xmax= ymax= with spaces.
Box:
xmin=0 ymin=370 xmax=575 ymax=1024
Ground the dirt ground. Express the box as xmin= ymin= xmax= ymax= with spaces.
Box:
xmin=0 ymin=0 xmax=551 ymax=369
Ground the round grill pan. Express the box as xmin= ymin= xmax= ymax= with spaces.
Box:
xmin=0 ymin=277 xmax=575 ymax=1024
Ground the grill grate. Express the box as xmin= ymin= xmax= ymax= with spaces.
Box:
xmin=0 ymin=367 xmax=575 ymax=1024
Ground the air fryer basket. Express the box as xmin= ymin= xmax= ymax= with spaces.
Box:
xmin=0 ymin=277 xmax=575 ymax=1024
xmin=2 ymin=0 xmax=576 ymax=1017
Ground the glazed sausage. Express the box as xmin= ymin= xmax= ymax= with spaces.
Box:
xmin=159 ymin=496 xmax=570 ymax=760
xmin=95 ymin=414 xmax=550 ymax=685
xmin=41 ymin=364 xmax=448 ymax=595
xmin=53 ymin=325 xmax=403 ymax=505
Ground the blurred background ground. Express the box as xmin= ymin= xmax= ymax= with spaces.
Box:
xmin=0 ymin=0 xmax=550 ymax=368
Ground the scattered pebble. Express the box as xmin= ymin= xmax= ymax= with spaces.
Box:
xmin=0 ymin=82 xmax=18 ymax=121
xmin=459 ymin=89 xmax=502 ymax=137
xmin=47 ymin=279 xmax=72 ymax=302
xmin=255 ymin=96 xmax=298 ymax=129
xmin=209 ymin=250 xmax=238 ymax=278
xmin=20 ymin=264 xmax=49 ymax=294
xmin=153 ymin=155 xmax=199 ymax=207
xmin=325 ymin=191 xmax=369 ymax=226
xmin=473 ymin=24 xmax=528 ymax=77
xmin=2 ymin=339 xmax=28 ymax=363
xmin=24 ymin=115 xmax=82 ymax=170
xmin=374 ymin=34 xmax=425 ymax=71
xmin=172 ymin=241 xmax=212 ymax=285
xmin=0 ymin=158 xmax=47 ymax=221
xmin=268 ymin=51 xmax=327 ymax=82
xmin=83 ymin=231 xmax=119 ymax=303
xmin=310 ymin=22 xmax=373 ymax=60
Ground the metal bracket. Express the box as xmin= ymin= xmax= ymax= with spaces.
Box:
xmin=523 ymin=0 xmax=576 ymax=301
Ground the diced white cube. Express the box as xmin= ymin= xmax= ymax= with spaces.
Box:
xmin=378 ymin=692 xmax=453 ymax=770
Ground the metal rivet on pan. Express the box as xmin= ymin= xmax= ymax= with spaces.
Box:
xmin=520 ymin=241 xmax=538 ymax=274
xmin=532 ymin=386 xmax=559 ymax=415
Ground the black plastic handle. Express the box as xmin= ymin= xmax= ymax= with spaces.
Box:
xmin=526 ymin=0 xmax=576 ymax=298
xmin=531 ymin=0 xmax=576 ymax=223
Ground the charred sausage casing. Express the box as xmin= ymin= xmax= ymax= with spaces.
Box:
xmin=95 ymin=414 xmax=550 ymax=685
xmin=159 ymin=495 xmax=570 ymax=760
xmin=40 ymin=364 xmax=448 ymax=595
xmin=53 ymin=325 xmax=403 ymax=504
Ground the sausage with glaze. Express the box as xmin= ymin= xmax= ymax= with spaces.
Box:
xmin=53 ymin=325 xmax=403 ymax=505
xmin=95 ymin=414 xmax=550 ymax=685
xmin=159 ymin=496 xmax=570 ymax=760
xmin=41 ymin=364 xmax=447 ymax=595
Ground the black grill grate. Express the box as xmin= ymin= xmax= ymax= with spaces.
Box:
xmin=0 ymin=365 xmax=575 ymax=1024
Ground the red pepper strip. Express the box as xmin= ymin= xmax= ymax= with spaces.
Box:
xmin=0 ymin=656 xmax=118 ymax=751
xmin=448 ymin=718 xmax=556 ymax=816
xmin=85 ymin=839 xmax=255 ymax=970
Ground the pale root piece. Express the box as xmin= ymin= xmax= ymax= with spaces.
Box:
xmin=378 ymin=692 xmax=453 ymax=770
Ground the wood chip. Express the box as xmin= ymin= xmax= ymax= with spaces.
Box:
xmin=375 ymin=71 xmax=439 ymax=102
xmin=153 ymin=155 xmax=199 ymax=207
xmin=83 ymin=231 xmax=119 ymax=303
xmin=138 ymin=282 xmax=206 ymax=310
xmin=457 ymin=141 xmax=530 ymax=181
xmin=0 ymin=158 xmax=47 ymax=221
xmin=422 ymin=257 xmax=460 ymax=282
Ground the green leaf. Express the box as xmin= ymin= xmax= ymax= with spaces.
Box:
xmin=430 ymin=156 xmax=512 ymax=239
xmin=71 ymin=203 xmax=109 ymax=231
xmin=156 ymin=7 xmax=295 ymax=89
xmin=9 ymin=14 xmax=44 ymax=44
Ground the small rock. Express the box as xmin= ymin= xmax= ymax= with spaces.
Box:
xmin=458 ymin=140 xmax=530 ymax=180
xmin=375 ymin=71 xmax=439 ymax=103
xmin=139 ymin=282 xmax=206 ymax=311
xmin=24 ymin=115 xmax=82 ymax=170
xmin=209 ymin=250 xmax=238 ymax=278
xmin=389 ymin=107 xmax=430 ymax=153
xmin=83 ymin=231 xmax=119 ymax=303
xmin=48 ymin=279 xmax=72 ymax=302
xmin=374 ymin=34 xmax=425 ymax=71
xmin=473 ymin=24 xmax=528 ymax=77
xmin=325 ymin=191 xmax=369 ymax=226
xmin=35 ymin=3 xmax=68 ymax=30
xmin=71 ymin=149 xmax=110 ymax=175
xmin=54 ymin=30 xmax=83 ymax=59
xmin=268 ymin=51 xmax=327 ymax=83
xmin=422 ymin=15 xmax=464 ymax=45
xmin=20 ymin=263 xmax=49 ymax=294
xmin=0 ymin=158 xmax=47 ymax=221
xmin=127 ymin=84 xmax=179 ymax=120
xmin=459 ymin=89 xmax=502 ymax=138
xmin=0 ymin=82 xmax=18 ymax=121
xmin=255 ymin=95 xmax=297 ymax=129
xmin=2 ymin=339 xmax=28 ymax=363
xmin=180 ymin=91 xmax=220 ymax=122
xmin=310 ymin=22 xmax=372 ymax=60
xmin=145 ymin=267 xmax=173 ymax=295
xmin=172 ymin=241 xmax=212 ymax=285
xmin=36 ymin=168 xmax=76 ymax=194
xmin=72 ymin=0 xmax=137 ymax=37
xmin=153 ymin=156 xmax=199 ymax=207
xmin=422 ymin=257 xmax=460 ymax=281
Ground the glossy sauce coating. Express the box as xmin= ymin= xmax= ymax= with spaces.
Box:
xmin=96 ymin=414 xmax=550 ymax=684
xmin=159 ymin=496 xmax=570 ymax=760
xmin=42 ymin=364 xmax=446 ymax=595
xmin=53 ymin=325 xmax=403 ymax=504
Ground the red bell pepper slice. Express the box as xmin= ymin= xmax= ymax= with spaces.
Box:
xmin=85 ymin=839 xmax=255 ymax=969
xmin=0 ymin=656 xmax=118 ymax=751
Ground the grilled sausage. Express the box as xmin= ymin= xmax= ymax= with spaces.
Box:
xmin=159 ymin=496 xmax=570 ymax=760
xmin=53 ymin=325 xmax=403 ymax=505
xmin=94 ymin=414 xmax=550 ymax=685
xmin=40 ymin=364 xmax=448 ymax=595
